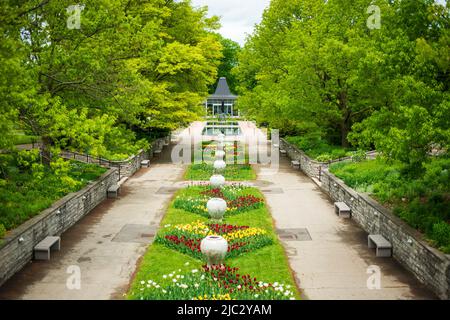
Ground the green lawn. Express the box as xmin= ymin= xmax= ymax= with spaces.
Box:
xmin=185 ymin=163 xmax=256 ymax=181
xmin=128 ymin=186 xmax=300 ymax=300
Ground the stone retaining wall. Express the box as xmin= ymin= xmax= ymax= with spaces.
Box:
xmin=0 ymin=169 xmax=118 ymax=287
xmin=320 ymin=169 xmax=450 ymax=300
xmin=279 ymin=138 xmax=377 ymax=180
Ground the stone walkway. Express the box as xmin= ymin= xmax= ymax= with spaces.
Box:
xmin=0 ymin=122 xmax=437 ymax=300
xmin=0 ymin=132 xmax=187 ymax=300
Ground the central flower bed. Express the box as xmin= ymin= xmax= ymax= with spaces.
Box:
xmin=136 ymin=264 xmax=296 ymax=300
xmin=155 ymin=221 xmax=273 ymax=260
xmin=173 ymin=185 xmax=264 ymax=217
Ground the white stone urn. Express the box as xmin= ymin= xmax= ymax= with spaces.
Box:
xmin=216 ymin=142 xmax=225 ymax=151
xmin=215 ymin=150 xmax=225 ymax=159
xmin=207 ymin=198 xmax=227 ymax=221
xmin=200 ymin=235 xmax=229 ymax=266
xmin=213 ymin=160 xmax=226 ymax=171
xmin=210 ymin=175 xmax=226 ymax=188
xmin=217 ymin=133 xmax=225 ymax=143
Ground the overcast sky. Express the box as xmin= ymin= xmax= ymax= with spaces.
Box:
xmin=191 ymin=0 xmax=448 ymax=46
xmin=191 ymin=0 xmax=271 ymax=46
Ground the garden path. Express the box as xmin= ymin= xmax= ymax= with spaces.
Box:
xmin=248 ymin=124 xmax=436 ymax=300
xmin=0 ymin=129 xmax=191 ymax=300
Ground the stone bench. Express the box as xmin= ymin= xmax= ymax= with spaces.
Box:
xmin=34 ymin=236 xmax=61 ymax=260
xmin=153 ymin=149 xmax=162 ymax=157
xmin=291 ymin=160 xmax=300 ymax=169
xmin=280 ymin=149 xmax=287 ymax=156
xmin=368 ymin=235 xmax=392 ymax=257
xmin=141 ymin=160 xmax=150 ymax=168
xmin=334 ymin=202 xmax=351 ymax=218
xmin=107 ymin=184 xmax=120 ymax=198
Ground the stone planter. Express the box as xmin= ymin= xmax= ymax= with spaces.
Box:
xmin=200 ymin=236 xmax=228 ymax=266
xmin=215 ymin=150 xmax=225 ymax=159
xmin=207 ymin=198 xmax=227 ymax=221
xmin=210 ymin=175 xmax=226 ymax=188
xmin=213 ymin=160 xmax=226 ymax=172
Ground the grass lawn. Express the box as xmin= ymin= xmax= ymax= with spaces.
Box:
xmin=185 ymin=163 xmax=256 ymax=181
xmin=128 ymin=186 xmax=300 ymax=300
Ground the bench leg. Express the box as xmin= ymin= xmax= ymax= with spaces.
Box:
xmin=368 ymin=238 xmax=376 ymax=249
xmin=376 ymin=248 xmax=392 ymax=258
xmin=339 ymin=210 xmax=351 ymax=218
xmin=35 ymin=250 xmax=50 ymax=260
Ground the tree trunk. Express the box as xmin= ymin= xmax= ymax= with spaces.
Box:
xmin=340 ymin=120 xmax=351 ymax=148
xmin=40 ymin=136 xmax=53 ymax=166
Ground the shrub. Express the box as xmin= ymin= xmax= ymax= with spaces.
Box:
xmin=431 ymin=222 xmax=450 ymax=253
xmin=0 ymin=223 xmax=6 ymax=238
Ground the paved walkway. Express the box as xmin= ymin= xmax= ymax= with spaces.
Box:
xmin=0 ymin=133 xmax=187 ymax=300
xmin=249 ymin=125 xmax=435 ymax=299
xmin=0 ymin=122 xmax=437 ymax=300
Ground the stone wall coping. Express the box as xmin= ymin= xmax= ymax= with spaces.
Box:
xmin=0 ymin=168 xmax=117 ymax=251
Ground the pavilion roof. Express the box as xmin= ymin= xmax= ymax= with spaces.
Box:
xmin=208 ymin=77 xmax=238 ymax=100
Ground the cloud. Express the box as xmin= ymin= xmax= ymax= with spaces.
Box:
xmin=191 ymin=0 xmax=271 ymax=45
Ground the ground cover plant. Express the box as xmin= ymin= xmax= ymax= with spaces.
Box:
xmin=285 ymin=136 xmax=354 ymax=162
xmin=0 ymin=150 xmax=107 ymax=237
xmin=330 ymin=157 xmax=450 ymax=253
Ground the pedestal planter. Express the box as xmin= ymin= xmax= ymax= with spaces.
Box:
xmin=210 ymin=175 xmax=226 ymax=188
xmin=215 ymin=150 xmax=225 ymax=159
xmin=207 ymin=198 xmax=227 ymax=221
xmin=200 ymin=236 xmax=228 ymax=266
xmin=217 ymin=133 xmax=225 ymax=143
xmin=213 ymin=160 xmax=226 ymax=171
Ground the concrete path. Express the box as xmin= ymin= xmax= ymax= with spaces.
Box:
xmin=251 ymin=129 xmax=435 ymax=299
xmin=0 ymin=133 xmax=187 ymax=300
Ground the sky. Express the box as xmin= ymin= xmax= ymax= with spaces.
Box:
xmin=191 ymin=0 xmax=271 ymax=46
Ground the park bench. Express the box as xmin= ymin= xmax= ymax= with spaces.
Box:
xmin=280 ymin=149 xmax=287 ymax=157
xmin=107 ymin=184 xmax=120 ymax=198
xmin=141 ymin=160 xmax=150 ymax=168
xmin=34 ymin=236 xmax=61 ymax=260
xmin=334 ymin=202 xmax=351 ymax=218
xmin=368 ymin=234 xmax=392 ymax=257
xmin=291 ymin=160 xmax=300 ymax=169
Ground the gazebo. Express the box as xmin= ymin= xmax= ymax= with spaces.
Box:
xmin=205 ymin=77 xmax=239 ymax=117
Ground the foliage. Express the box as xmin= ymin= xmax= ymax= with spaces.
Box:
xmin=210 ymin=36 xmax=241 ymax=94
xmin=330 ymin=157 xmax=450 ymax=253
xmin=0 ymin=152 xmax=107 ymax=233
xmin=285 ymin=136 xmax=352 ymax=161
xmin=1 ymin=0 xmax=222 ymax=160
xmin=235 ymin=0 xmax=449 ymax=172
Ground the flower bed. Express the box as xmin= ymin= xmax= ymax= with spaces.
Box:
xmin=134 ymin=264 xmax=295 ymax=300
xmin=173 ymin=186 xmax=264 ymax=218
xmin=155 ymin=221 xmax=273 ymax=260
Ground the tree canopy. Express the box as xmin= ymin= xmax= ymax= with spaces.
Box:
xmin=1 ymin=0 xmax=222 ymax=160
xmin=235 ymin=0 xmax=449 ymax=171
